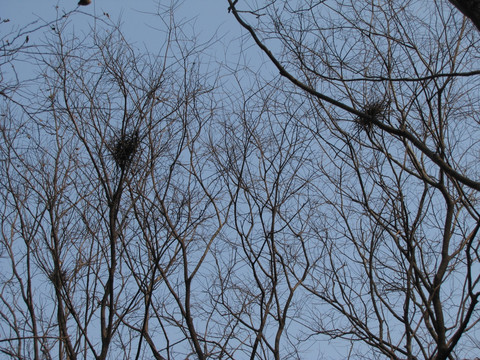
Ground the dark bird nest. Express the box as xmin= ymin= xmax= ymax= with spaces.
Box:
xmin=110 ymin=130 xmax=140 ymax=170
xmin=356 ymin=100 xmax=389 ymax=133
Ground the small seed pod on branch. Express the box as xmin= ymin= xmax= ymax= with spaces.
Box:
xmin=78 ymin=0 xmax=92 ymax=6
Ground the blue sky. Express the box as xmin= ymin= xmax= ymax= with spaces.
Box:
xmin=1 ymin=0 xmax=254 ymax=90
xmin=0 ymin=2 xmax=357 ymax=358
xmin=2 ymin=0 xmax=237 ymax=51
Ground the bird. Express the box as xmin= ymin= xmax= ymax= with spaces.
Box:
xmin=78 ymin=0 xmax=91 ymax=6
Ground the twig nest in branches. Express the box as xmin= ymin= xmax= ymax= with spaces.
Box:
xmin=47 ymin=269 xmax=68 ymax=283
xmin=78 ymin=0 xmax=92 ymax=6
xmin=110 ymin=130 xmax=140 ymax=170
xmin=356 ymin=100 xmax=388 ymax=133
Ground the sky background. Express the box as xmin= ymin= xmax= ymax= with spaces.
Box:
xmin=2 ymin=1 xmax=238 ymax=52
xmin=1 ymin=0 xmax=264 ymax=95
xmin=0 ymin=2 xmax=352 ymax=358
xmin=2 ymin=2 xmax=480 ymax=359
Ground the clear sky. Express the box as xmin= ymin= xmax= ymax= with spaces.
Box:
xmin=1 ymin=1 xmax=237 ymax=49
xmin=0 ymin=2 xmax=349 ymax=358
xmin=2 ymin=2 xmax=480 ymax=359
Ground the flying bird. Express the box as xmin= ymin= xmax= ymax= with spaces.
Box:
xmin=78 ymin=0 xmax=91 ymax=5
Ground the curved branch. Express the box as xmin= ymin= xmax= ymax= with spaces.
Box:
xmin=227 ymin=0 xmax=480 ymax=191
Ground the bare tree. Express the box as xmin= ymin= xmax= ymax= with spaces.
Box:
xmin=0 ymin=10 xmax=232 ymax=359
xmin=3 ymin=0 xmax=480 ymax=359
xmin=226 ymin=0 xmax=480 ymax=359
xmin=207 ymin=75 xmax=320 ymax=359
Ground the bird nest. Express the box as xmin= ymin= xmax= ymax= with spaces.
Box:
xmin=109 ymin=130 xmax=140 ymax=170
xmin=355 ymin=99 xmax=389 ymax=133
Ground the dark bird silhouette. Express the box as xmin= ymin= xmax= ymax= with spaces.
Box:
xmin=78 ymin=0 xmax=91 ymax=6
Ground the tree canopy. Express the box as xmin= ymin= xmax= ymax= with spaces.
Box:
xmin=1 ymin=1 xmax=480 ymax=359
